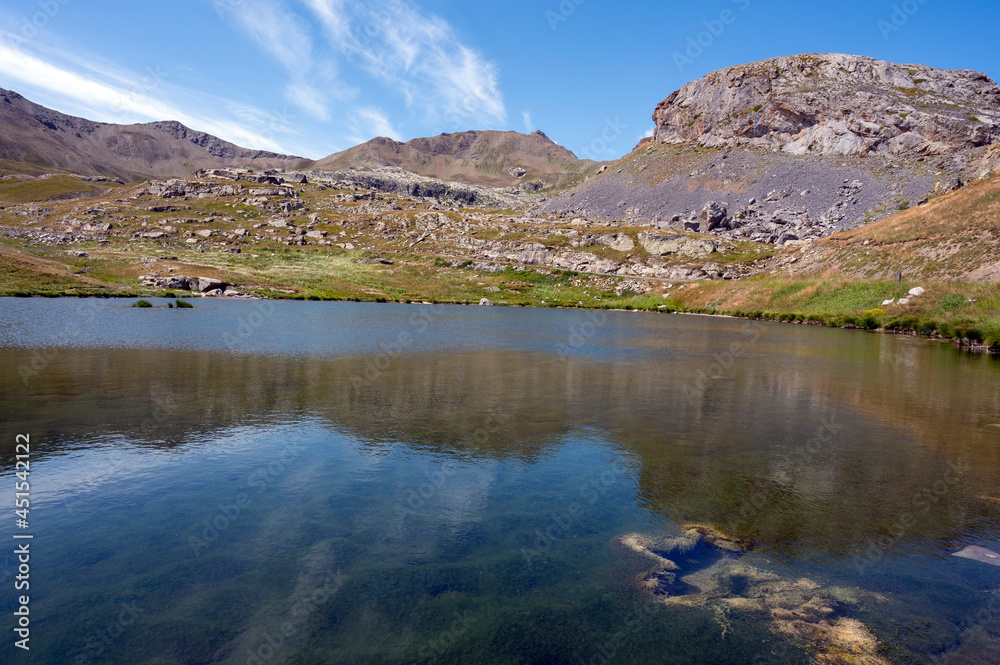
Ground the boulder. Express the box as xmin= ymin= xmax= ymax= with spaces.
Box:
xmin=882 ymin=299 xmax=895 ymax=306
xmin=197 ymin=277 xmax=226 ymax=293
xmin=699 ymin=201 xmax=728 ymax=231
xmin=610 ymin=234 xmax=636 ymax=252
xmin=166 ymin=276 xmax=196 ymax=291
xmin=909 ymin=287 xmax=926 ymax=297
xmin=478 ymin=298 xmax=495 ymax=307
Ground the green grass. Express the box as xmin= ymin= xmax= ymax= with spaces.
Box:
xmin=0 ymin=176 xmax=123 ymax=204
xmin=668 ymin=277 xmax=1000 ymax=349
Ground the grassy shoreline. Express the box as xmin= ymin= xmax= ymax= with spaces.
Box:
xmin=4 ymin=274 xmax=997 ymax=353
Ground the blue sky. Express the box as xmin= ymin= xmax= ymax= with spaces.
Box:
xmin=0 ymin=0 xmax=998 ymax=161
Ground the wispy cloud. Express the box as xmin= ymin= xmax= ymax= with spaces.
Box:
xmin=286 ymin=82 xmax=329 ymax=122
xmin=234 ymin=1 xmax=314 ymax=72
xmin=522 ymin=110 xmax=534 ymax=132
xmin=640 ymin=126 xmax=655 ymax=140
xmin=348 ymin=107 xmax=400 ymax=143
xmin=302 ymin=0 xmax=506 ymax=125
xmin=0 ymin=34 xmax=293 ymax=154
xmin=230 ymin=0 xmax=333 ymax=121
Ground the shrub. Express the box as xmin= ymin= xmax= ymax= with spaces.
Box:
xmin=175 ymin=300 xmax=194 ymax=309
xmin=861 ymin=315 xmax=880 ymax=330
xmin=133 ymin=300 xmax=153 ymax=308
xmin=940 ymin=294 xmax=964 ymax=311
xmin=885 ymin=317 xmax=918 ymax=331
xmin=963 ymin=328 xmax=984 ymax=343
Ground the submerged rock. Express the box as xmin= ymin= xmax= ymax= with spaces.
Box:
xmin=953 ymin=545 xmax=1000 ymax=567
xmin=617 ymin=525 xmax=892 ymax=665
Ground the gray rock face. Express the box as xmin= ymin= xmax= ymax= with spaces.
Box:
xmin=638 ymin=233 xmax=717 ymax=258
xmin=654 ymin=53 xmax=1000 ymax=156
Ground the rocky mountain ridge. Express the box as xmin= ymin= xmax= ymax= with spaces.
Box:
xmin=0 ymin=88 xmax=308 ymax=180
xmin=0 ymin=89 xmax=601 ymax=191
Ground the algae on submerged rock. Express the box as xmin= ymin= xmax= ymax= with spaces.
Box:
xmin=617 ymin=526 xmax=892 ymax=665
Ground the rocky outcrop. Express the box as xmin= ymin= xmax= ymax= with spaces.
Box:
xmin=653 ymin=53 xmax=1000 ymax=156
xmin=638 ymin=233 xmax=718 ymax=258
xmin=310 ymin=166 xmax=529 ymax=208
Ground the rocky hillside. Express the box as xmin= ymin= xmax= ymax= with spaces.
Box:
xmin=539 ymin=54 xmax=1000 ymax=246
xmin=767 ymin=168 xmax=1000 ymax=282
xmin=311 ymin=130 xmax=601 ymax=191
xmin=0 ymin=88 xmax=308 ymax=181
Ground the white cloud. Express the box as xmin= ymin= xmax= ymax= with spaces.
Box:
xmin=303 ymin=0 xmax=506 ymax=125
xmin=348 ymin=107 xmax=400 ymax=143
xmin=640 ymin=126 xmax=656 ymax=140
xmin=0 ymin=35 xmax=292 ymax=154
xmin=522 ymin=110 xmax=534 ymax=133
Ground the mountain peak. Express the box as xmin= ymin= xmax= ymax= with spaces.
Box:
xmin=311 ymin=129 xmax=599 ymax=189
xmin=653 ymin=53 xmax=1000 ymax=156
